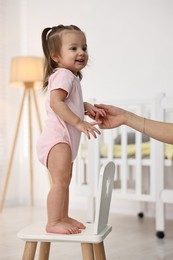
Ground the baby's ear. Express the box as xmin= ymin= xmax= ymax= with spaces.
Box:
xmin=51 ymin=53 xmax=59 ymax=63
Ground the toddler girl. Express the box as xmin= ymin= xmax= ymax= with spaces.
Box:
xmin=37 ymin=25 xmax=105 ymax=234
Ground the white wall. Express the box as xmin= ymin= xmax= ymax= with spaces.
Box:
xmin=0 ymin=0 xmax=173 ymax=213
xmin=3 ymin=0 xmax=173 ymax=99
xmin=25 ymin=0 xmax=173 ymax=100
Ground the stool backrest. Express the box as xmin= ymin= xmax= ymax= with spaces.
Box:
xmin=94 ymin=161 xmax=115 ymax=234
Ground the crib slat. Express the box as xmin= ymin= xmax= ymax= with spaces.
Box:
xmin=120 ymin=125 xmax=128 ymax=195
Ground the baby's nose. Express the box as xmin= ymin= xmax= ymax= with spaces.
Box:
xmin=78 ymin=49 xmax=85 ymax=55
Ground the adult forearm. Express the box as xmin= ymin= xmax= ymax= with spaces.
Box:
xmin=125 ymin=112 xmax=173 ymax=145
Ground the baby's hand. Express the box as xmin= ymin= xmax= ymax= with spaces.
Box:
xmin=84 ymin=102 xmax=106 ymax=122
xmin=76 ymin=120 xmax=101 ymax=139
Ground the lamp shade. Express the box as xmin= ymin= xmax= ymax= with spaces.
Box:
xmin=10 ymin=56 xmax=43 ymax=86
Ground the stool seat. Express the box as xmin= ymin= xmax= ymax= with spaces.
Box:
xmin=17 ymin=161 xmax=115 ymax=260
xmin=18 ymin=221 xmax=112 ymax=244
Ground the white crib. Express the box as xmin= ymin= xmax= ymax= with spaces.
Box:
xmin=75 ymin=94 xmax=173 ymax=238
xmin=74 ymin=93 xmax=173 ymax=238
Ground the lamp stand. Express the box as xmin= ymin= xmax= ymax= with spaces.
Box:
xmin=0 ymin=83 xmax=47 ymax=212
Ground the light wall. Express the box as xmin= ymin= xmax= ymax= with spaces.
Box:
xmin=2 ymin=0 xmax=173 ymax=99
xmin=0 ymin=0 xmax=173 ymax=213
xmin=21 ymin=0 xmax=173 ymax=99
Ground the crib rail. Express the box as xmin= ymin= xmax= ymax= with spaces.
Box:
xmin=74 ymin=94 xmax=173 ymax=233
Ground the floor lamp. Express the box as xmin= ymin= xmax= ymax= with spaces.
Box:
xmin=0 ymin=56 xmax=44 ymax=212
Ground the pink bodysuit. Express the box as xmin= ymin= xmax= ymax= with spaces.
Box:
xmin=36 ymin=68 xmax=84 ymax=166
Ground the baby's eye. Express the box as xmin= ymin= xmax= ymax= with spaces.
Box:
xmin=70 ymin=47 xmax=77 ymax=51
xmin=83 ymin=46 xmax=87 ymax=52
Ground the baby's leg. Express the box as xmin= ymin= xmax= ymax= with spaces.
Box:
xmin=62 ymin=186 xmax=86 ymax=229
xmin=46 ymin=143 xmax=80 ymax=234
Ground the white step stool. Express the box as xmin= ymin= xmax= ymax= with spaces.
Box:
xmin=17 ymin=161 xmax=115 ymax=260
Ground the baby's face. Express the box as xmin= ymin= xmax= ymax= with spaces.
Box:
xmin=56 ymin=30 xmax=88 ymax=75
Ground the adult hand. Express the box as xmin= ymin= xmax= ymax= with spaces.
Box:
xmin=94 ymin=104 xmax=126 ymax=129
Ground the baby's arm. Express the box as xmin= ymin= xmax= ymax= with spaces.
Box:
xmin=50 ymin=89 xmax=100 ymax=139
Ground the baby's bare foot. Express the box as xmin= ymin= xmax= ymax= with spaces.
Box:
xmin=63 ymin=217 xmax=86 ymax=229
xmin=46 ymin=221 xmax=81 ymax=234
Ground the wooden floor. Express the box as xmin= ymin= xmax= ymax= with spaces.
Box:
xmin=0 ymin=206 xmax=173 ymax=260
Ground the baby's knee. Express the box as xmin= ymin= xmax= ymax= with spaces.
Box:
xmin=61 ymin=177 xmax=71 ymax=189
xmin=55 ymin=175 xmax=71 ymax=189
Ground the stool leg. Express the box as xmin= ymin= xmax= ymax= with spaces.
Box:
xmin=22 ymin=241 xmax=37 ymax=260
xmin=39 ymin=242 xmax=51 ymax=260
xmin=81 ymin=243 xmax=95 ymax=260
xmin=93 ymin=242 xmax=106 ymax=260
